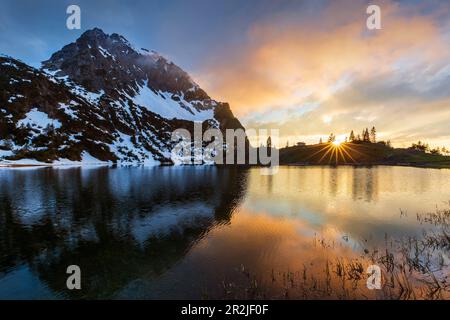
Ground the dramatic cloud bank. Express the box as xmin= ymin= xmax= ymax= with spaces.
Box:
xmin=197 ymin=0 xmax=450 ymax=147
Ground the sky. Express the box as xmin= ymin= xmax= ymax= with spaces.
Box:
xmin=1 ymin=0 xmax=450 ymax=148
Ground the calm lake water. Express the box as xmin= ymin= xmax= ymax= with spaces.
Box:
xmin=0 ymin=166 xmax=449 ymax=299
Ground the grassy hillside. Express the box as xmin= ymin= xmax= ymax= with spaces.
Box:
xmin=279 ymin=142 xmax=450 ymax=168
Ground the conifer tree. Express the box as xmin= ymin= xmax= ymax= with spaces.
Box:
xmin=370 ymin=126 xmax=377 ymax=143
xmin=363 ymin=128 xmax=370 ymax=142
xmin=349 ymin=130 xmax=355 ymax=142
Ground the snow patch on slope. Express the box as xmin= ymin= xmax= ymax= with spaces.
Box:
xmin=17 ymin=108 xmax=62 ymax=129
xmin=0 ymin=149 xmax=14 ymax=158
xmin=0 ymin=59 xmax=20 ymax=69
xmin=59 ymin=102 xmax=79 ymax=119
xmin=108 ymin=132 xmax=160 ymax=166
xmin=0 ymin=151 xmax=111 ymax=167
xmin=42 ymin=69 xmax=104 ymax=105
xmin=54 ymin=151 xmax=112 ymax=166
xmin=132 ymin=81 xmax=214 ymax=121
xmin=98 ymin=46 xmax=116 ymax=61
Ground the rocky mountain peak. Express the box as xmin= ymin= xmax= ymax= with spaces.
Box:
xmin=81 ymin=27 xmax=107 ymax=39
xmin=1 ymin=28 xmax=245 ymax=166
xmin=41 ymin=28 xmax=206 ymax=101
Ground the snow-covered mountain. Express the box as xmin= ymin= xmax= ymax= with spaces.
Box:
xmin=0 ymin=28 xmax=244 ymax=165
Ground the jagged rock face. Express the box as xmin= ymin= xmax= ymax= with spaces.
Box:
xmin=42 ymin=28 xmax=210 ymax=107
xmin=0 ymin=28 xmax=245 ymax=165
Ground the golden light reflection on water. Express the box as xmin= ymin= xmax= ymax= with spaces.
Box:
xmin=192 ymin=208 xmax=379 ymax=299
xmin=242 ymin=166 xmax=450 ymax=243
xmin=187 ymin=166 xmax=450 ymax=299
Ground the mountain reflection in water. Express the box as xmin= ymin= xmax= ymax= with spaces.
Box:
xmin=0 ymin=166 xmax=449 ymax=299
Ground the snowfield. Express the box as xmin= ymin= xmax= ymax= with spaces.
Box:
xmin=132 ymin=81 xmax=214 ymax=122
xmin=17 ymin=108 xmax=62 ymax=130
xmin=0 ymin=151 xmax=160 ymax=167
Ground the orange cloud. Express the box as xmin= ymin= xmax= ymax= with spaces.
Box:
xmin=197 ymin=0 xmax=450 ymax=120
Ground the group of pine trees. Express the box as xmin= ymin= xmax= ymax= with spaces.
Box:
xmin=323 ymin=127 xmax=379 ymax=144
xmin=349 ymin=127 xmax=377 ymax=143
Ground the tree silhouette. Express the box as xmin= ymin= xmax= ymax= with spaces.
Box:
xmin=370 ymin=126 xmax=377 ymax=143
xmin=349 ymin=130 xmax=355 ymax=142
xmin=430 ymin=147 xmax=441 ymax=155
xmin=363 ymin=128 xmax=370 ymax=142
xmin=328 ymin=133 xmax=336 ymax=143
xmin=410 ymin=141 xmax=429 ymax=152
xmin=267 ymin=136 xmax=272 ymax=149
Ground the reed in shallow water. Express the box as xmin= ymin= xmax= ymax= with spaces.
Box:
xmin=204 ymin=206 xmax=450 ymax=300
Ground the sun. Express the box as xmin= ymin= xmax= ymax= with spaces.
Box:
xmin=331 ymin=135 xmax=347 ymax=148
xmin=304 ymin=137 xmax=366 ymax=165
xmin=332 ymin=140 xmax=342 ymax=147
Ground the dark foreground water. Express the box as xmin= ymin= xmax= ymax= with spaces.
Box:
xmin=0 ymin=166 xmax=449 ymax=299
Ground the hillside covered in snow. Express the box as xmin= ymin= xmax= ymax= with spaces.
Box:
xmin=0 ymin=28 xmax=244 ymax=166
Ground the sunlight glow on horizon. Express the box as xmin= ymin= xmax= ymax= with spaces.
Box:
xmin=197 ymin=0 xmax=450 ymax=150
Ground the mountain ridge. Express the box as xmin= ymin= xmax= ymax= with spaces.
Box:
xmin=0 ymin=28 xmax=245 ymax=166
